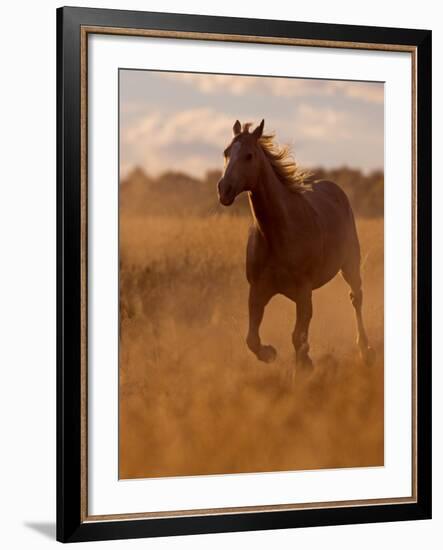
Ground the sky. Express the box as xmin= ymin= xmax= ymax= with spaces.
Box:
xmin=120 ymin=69 xmax=384 ymax=179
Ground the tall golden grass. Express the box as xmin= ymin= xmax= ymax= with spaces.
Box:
xmin=119 ymin=212 xmax=384 ymax=479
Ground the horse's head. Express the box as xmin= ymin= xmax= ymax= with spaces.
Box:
xmin=217 ymin=119 xmax=264 ymax=206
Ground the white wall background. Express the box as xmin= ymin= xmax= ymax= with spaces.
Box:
xmin=0 ymin=1 xmax=439 ymax=548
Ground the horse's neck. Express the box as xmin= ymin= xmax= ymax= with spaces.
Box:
xmin=249 ymin=158 xmax=309 ymax=242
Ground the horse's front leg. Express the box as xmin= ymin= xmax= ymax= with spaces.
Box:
xmin=246 ymin=281 xmax=276 ymax=363
xmin=292 ymin=283 xmax=314 ymax=370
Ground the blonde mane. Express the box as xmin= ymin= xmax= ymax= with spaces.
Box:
xmin=257 ymin=132 xmax=312 ymax=191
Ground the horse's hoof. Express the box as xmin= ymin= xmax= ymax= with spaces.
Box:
xmin=361 ymin=346 xmax=376 ymax=366
xmin=257 ymin=345 xmax=277 ymax=363
xmin=298 ymin=356 xmax=314 ymax=371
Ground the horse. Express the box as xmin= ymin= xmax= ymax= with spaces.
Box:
xmin=217 ymin=119 xmax=375 ymax=369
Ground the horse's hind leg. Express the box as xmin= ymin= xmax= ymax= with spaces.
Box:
xmin=341 ymin=259 xmax=375 ymax=365
xmin=246 ymin=281 xmax=276 ymax=363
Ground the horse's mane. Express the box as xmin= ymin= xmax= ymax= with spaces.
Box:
xmin=244 ymin=124 xmax=312 ymax=192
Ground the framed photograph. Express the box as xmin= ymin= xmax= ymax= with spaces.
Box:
xmin=57 ymin=6 xmax=432 ymax=543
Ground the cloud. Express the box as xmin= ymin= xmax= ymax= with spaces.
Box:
xmin=121 ymin=107 xmax=235 ymax=177
xmin=162 ymin=73 xmax=320 ymax=98
xmin=161 ymin=73 xmax=384 ymax=104
xmin=120 ymin=103 xmax=366 ymax=177
xmin=124 ymin=107 xmax=236 ymax=148
xmin=120 ymin=103 xmax=351 ymax=178
xmin=328 ymin=81 xmax=384 ymax=104
xmin=295 ymin=104 xmax=351 ymax=141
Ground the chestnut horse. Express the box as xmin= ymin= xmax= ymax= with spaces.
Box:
xmin=217 ymin=119 xmax=374 ymax=369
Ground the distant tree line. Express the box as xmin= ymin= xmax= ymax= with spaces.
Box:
xmin=121 ymin=166 xmax=383 ymax=219
xmin=312 ymin=167 xmax=384 ymax=218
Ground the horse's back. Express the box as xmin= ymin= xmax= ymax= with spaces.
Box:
xmin=304 ymin=180 xmax=352 ymax=217
xmin=304 ymin=180 xmax=356 ymax=236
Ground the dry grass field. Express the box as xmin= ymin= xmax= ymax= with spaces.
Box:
xmin=119 ymin=210 xmax=384 ymax=479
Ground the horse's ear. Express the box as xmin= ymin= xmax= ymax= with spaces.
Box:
xmin=233 ymin=120 xmax=241 ymax=136
xmin=253 ymin=119 xmax=265 ymax=139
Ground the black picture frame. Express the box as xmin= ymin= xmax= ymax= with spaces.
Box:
xmin=57 ymin=6 xmax=432 ymax=543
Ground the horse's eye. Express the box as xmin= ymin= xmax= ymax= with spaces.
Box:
xmin=245 ymin=153 xmax=253 ymax=161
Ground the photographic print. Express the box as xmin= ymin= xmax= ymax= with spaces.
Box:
xmin=118 ymin=70 xmax=385 ymax=480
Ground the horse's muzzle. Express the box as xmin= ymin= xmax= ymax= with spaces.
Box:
xmin=217 ymin=178 xmax=236 ymax=206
